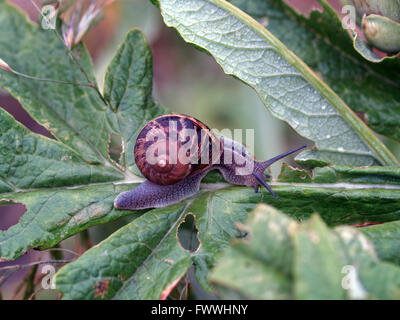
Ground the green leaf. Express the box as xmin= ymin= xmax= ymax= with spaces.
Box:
xmin=55 ymin=187 xmax=256 ymax=299
xmin=334 ymin=226 xmax=400 ymax=299
xmin=272 ymin=163 xmax=400 ymax=225
xmin=55 ymin=178 xmax=400 ymax=298
xmin=0 ymin=0 xmax=113 ymax=163
xmin=227 ymin=0 xmax=400 ymax=142
xmin=155 ymin=0 xmax=399 ymax=166
xmin=0 ymin=3 xmax=166 ymax=261
xmin=357 ymin=262 xmax=400 ymax=299
xmin=278 ymin=163 xmax=400 ymax=185
xmin=210 ymin=204 xmax=400 ymax=299
xmin=312 ymin=165 xmax=400 ymax=185
xmin=209 ymin=205 xmax=294 ymax=299
xmin=103 ymin=30 xmax=166 ymax=173
xmin=0 ymin=107 xmax=140 ymax=262
xmin=0 ymin=182 xmax=142 ymax=261
xmin=360 ymin=221 xmax=400 ymax=266
xmin=0 ymin=180 xmax=12 ymax=194
xmin=0 ymin=108 xmax=122 ymax=192
xmin=55 ymin=202 xmax=192 ymax=300
xmin=293 ymin=215 xmax=345 ymax=299
xmin=0 ymin=1 xmax=165 ymax=172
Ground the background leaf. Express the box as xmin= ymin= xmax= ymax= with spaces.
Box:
xmin=360 ymin=221 xmax=400 ymax=266
xmin=210 ymin=204 xmax=400 ymax=299
xmin=208 ymin=205 xmax=294 ymax=299
xmin=0 ymin=4 xmax=165 ymax=261
xmin=103 ymin=29 xmax=166 ymax=173
xmin=228 ymin=0 xmax=400 ymax=143
xmin=293 ymin=215 xmax=345 ymax=299
xmin=0 ymin=0 xmax=113 ymax=164
xmin=155 ymin=0 xmax=399 ymax=166
xmin=0 ymin=1 xmax=165 ymax=173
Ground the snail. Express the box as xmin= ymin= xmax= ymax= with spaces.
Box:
xmin=114 ymin=114 xmax=306 ymax=210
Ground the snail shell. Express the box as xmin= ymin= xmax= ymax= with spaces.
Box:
xmin=134 ymin=114 xmax=222 ymax=185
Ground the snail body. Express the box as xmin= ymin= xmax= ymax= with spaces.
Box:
xmin=114 ymin=114 xmax=306 ymax=210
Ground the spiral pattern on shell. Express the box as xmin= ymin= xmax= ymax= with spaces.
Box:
xmin=134 ymin=114 xmax=222 ymax=185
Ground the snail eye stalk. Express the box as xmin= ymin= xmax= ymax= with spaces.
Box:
xmin=261 ymin=145 xmax=307 ymax=169
xmin=252 ymin=173 xmax=279 ymax=200
xmin=254 ymin=145 xmax=307 ymax=200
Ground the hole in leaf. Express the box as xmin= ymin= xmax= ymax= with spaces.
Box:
xmin=177 ymin=213 xmax=200 ymax=253
xmin=108 ymin=133 xmax=124 ymax=169
xmin=0 ymin=202 xmax=26 ymax=231
xmin=94 ymin=279 xmax=110 ymax=300
xmin=160 ymin=277 xmax=183 ymax=300
xmin=0 ymin=102 xmax=54 ymax=139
